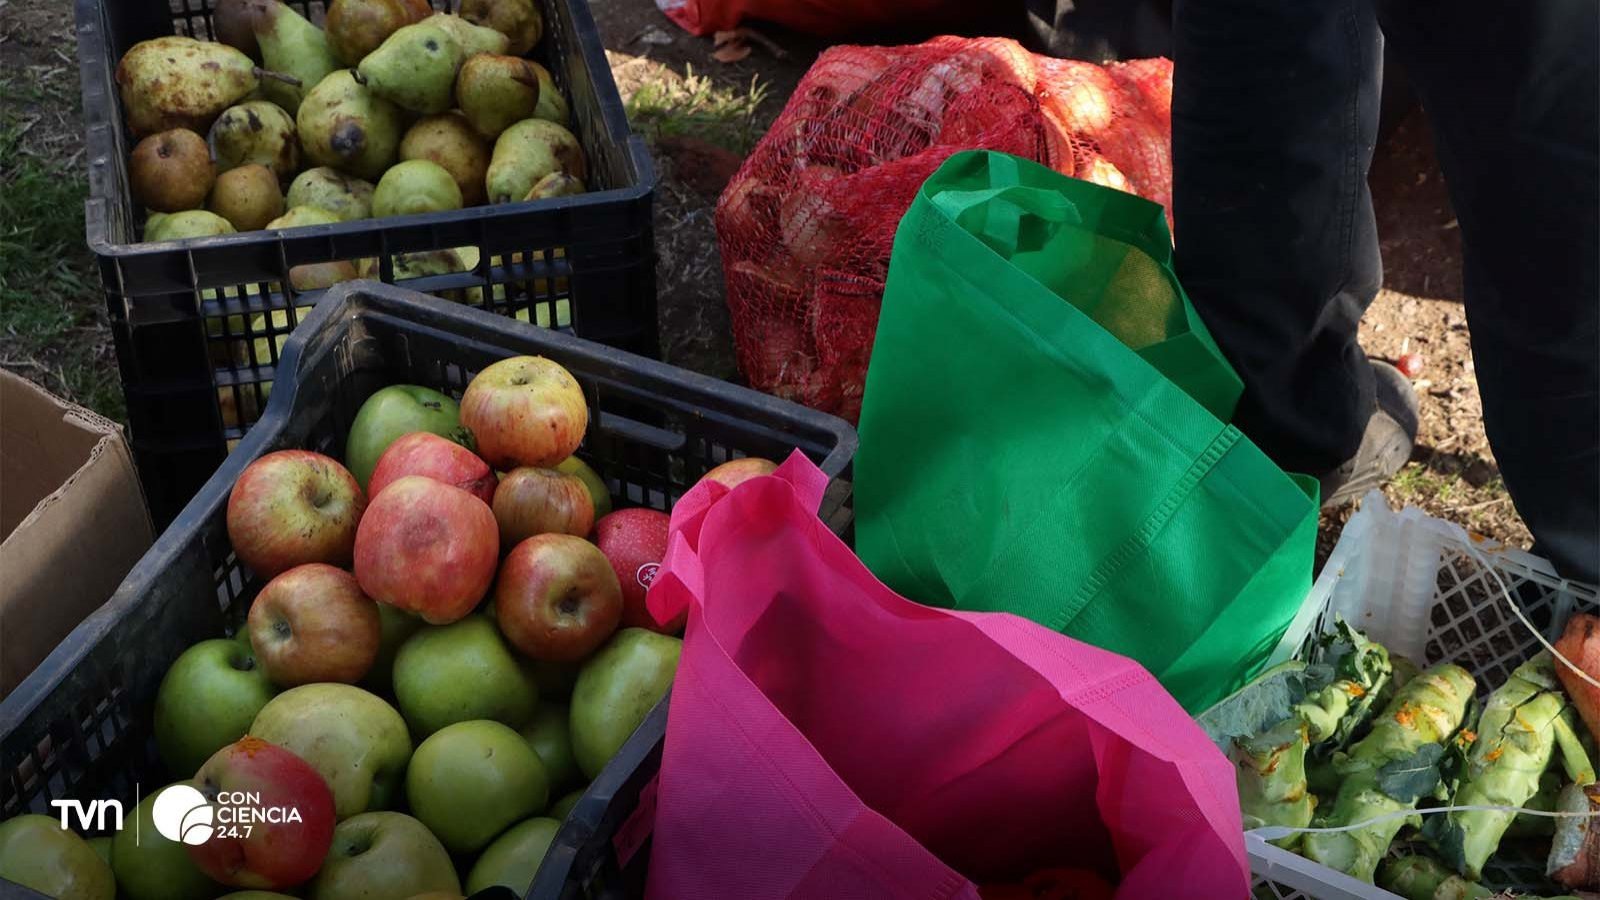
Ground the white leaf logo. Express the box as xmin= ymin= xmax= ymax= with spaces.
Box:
xmin=151 ymin=784 xmax=214 ymax=845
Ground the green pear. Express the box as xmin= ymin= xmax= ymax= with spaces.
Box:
xmin=266 ymin=205 xmax=342 ymax=229
xmin=460 ymin=0 xmax=543 ymax=55
xmin=287 ymin=166 xmax=374 ymax=221
xmin=297 ymin=70 xmax=403 ymax=181
xmin=209 ymin=100 xmax=298 ymax=180
xmin=364 ymin=247 xmax=485 ymax=304
xmin=356 ymin=22 xmax=463 ymax=115
xmin=116 ymin=36 xmax=279 ymax=136
xmin=456 ymin=53 xmax=540 ymax=139
xmin=252 ymin=1 xmax=340 ymax=113
xmin=486 ymin=118 xmax=586 ymax=204
xmin=146 ymin=209 xmax=236 ymax=241
xmin=373 ymin=159 xmax=464 ymax=218
xmin=401 ymin=112 xmax=490 ymax=205
xmin=527 ymin=60 xmax=570 ymax=126
xmin=525 ymin=172 xmax=584 ymax=200
xmin=425 ymin=12 xmax=511 ymax=56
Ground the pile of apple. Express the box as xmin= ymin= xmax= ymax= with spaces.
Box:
xmin=0 ymin=355 xmax=780 ymax=900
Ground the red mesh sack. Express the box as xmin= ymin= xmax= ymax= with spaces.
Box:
xmin=716 ymin=38 xmax=1173 ymax=422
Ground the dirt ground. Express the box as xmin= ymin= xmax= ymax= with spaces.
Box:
xmin=0 ymin=0 xmax=1532 ymax=559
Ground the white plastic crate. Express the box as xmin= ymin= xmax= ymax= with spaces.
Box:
xmin=1245 ymin=492 xmax=1600 ymax=900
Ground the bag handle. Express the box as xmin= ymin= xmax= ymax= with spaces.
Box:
xmin=929 ymin=153 xmax=1081 ymax=258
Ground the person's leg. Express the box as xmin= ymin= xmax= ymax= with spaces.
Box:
xmin=1377 ymin=0 xmax=1600 ymax=582
xmin=1171 ymin=0 xmax=1386 ymax=477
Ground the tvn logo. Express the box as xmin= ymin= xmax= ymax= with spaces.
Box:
xmin=50 ymin=798 xmax=123 ymax=833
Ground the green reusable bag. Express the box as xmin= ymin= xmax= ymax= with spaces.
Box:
xmin=855 ymin=150 xmax=1318 ymax=712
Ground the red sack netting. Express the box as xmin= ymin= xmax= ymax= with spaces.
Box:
xmin=716 ymin=37 xmax=1173 ymax=422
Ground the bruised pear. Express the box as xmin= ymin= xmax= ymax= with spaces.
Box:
xmin=486 ymin=118 xmax=586 ymax=204
xmin=209 ymin=100 xmax=299 ymax=180
xmin=527 ymin=61 xmax=569 ymax=127
xmin=524 ymin=172 xmax=583 ymax=200
xmin=253 ymin=1 xmax=340 ymax=113
xmin=116 ymin=36 xmax=285 ymax=136
xmin=455 ymin=54 xmax=539 ymax=139
xmin=287 ymin=167 xmax=375 ymax=221
xmin=129 ymin=128 xmax=214 ymax=212
xmin=356 ymin=22 xmax=463 ymax=115
xmin=365 ymin=247 xmax=484 ymax=304
xmin=372 ymin=160 xmax=464 ymax=218
xmin=400 ymin=113 xmax=489 ymax=205
xmin=460 ymin=0 xmax=542 ymax=55
xmin=209 ymin=163 xmax=285 ymax=231
xmin=424 ymin=13 xmax=511 ymax=57
xmin=326 ymin=0 xmax=418 ymax=66
xmin=147 ymin=209 xmax=236 ymax=242
xmin=266 ymin=206 xmax=342 ymax=229
xmin=297 ymin=70 xmax=403 ymax=181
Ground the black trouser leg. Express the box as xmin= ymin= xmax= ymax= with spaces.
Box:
xmin=1171 ymin=0 xmax=1385 ymax=475
xmin=1377 ymin=0 xmax=1600 ymax=581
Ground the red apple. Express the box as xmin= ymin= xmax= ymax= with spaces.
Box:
xmin=354 ymin=475 xmax=499 ymax=624
xmin=186 ymin=736 xmax=336 ymax=889
xmin=594 ymin=509 xmax=676 ymax=633
xmin=248 ymin=563 xmax=382 ymax=686
xmin=699 ymin=457 xmax=778 ymax=491
xmin=368 ymin=431 xmax=496 ymax=504
xmin=227 ymin=450 xmax=366 ymax=578
xmin=492 ymin=467 xmax=595 ymax=547
xmin=459 ymin=356 xmax=588 ymax=470
xmin=494 ymin=534 xmax=622 ymax=662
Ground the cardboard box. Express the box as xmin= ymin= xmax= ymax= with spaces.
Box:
xmin=1 ymin=370 xmax=153 ymax=697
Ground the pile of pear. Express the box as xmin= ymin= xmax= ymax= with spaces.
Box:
xmin=122 ymin=0 xmax=587 ymax=248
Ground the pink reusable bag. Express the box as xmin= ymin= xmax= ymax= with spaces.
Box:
xmin=642 ymin=451 xmax=1249 ymax=899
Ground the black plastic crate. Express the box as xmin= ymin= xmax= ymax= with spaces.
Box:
xmin=76 ymin=0 xmax=657 ymax=526
xmin=0 ymin=282 xmax=854 ymax=899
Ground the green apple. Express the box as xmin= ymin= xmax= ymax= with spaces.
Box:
xmin=112 ymin=787 xmax=222 ymax=900
xmin=549 ymin=787 xmax=585 ymax=820
xmin=250 ymin=683 xmax=412 ymax=819
xmin=556 ymin=456 xmax=611 ymax=519
xmin=464 ymin=816 xmax=560 ymax=895
xmin=154 ymin=638 xmax=277 ymax=778
xmin=405 ymin=720 xmax=549 ymax=854
xmin=521 ymin=703 xmax=580 ymax=792
xmin=0 ymin=814 xmax=115 ymax=900
xmin=393 ymin=615 xmax=539 ymax=736
xmin=362 ymin=602 xmax=424 ymax=696
xmin=308 ymin=812 xmax=459 ymax=900
xmin=571 ymin=628 xmax=682 ymax=778
xmin=344 ymin=384 xmax=468 ymax=490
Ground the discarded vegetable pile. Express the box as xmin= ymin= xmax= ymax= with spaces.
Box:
xmin=715 ymin=36 xmax=1173 ymax=421
xmin=118 ymin=0 xmax=585 ymax=250
xmin=1202 ymin=615 xmax=1600 ymax=898
xmin=0 ymin=352 xmax=791 ymax=899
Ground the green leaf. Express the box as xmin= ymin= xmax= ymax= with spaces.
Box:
xmin=1419 ymin=811 xmax=1469 ymax=875
xmin=1377 ymin=743 xmax=1446 ymax=802
xmin=1197 ymin=661 xmax=1330 ymax=748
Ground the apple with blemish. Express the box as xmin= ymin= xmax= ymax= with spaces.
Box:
xmin=460 ymin=356 xmax=588 ymax=470
xmin=367 ymin=431 xmax=496 ymax=503
xmin=354 ymin=475 xmax=499 ymax=625
xmin=248 ymin=563 xmax=382 ymax=686
xmin=492 ymin=466 xmax=594 ymax=546
xmin=494 ymin=534 xmax=622 ymax=662
xmin=187 ymin=737 xmax=336 ymax=890
xmin=227 ymin=450 xmax=366 ymax=578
